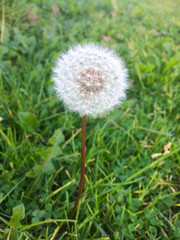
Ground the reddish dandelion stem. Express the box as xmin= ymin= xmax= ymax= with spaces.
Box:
xmin=69 ymin=115 xmax=87 ymax=219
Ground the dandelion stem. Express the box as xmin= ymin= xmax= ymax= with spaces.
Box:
xmin=69 ymin=115 xmax=87 ymax=219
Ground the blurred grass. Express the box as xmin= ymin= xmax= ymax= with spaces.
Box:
xmin=0 ymin=0 xmax=180 ymax=239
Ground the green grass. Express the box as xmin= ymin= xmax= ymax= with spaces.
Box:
xmin=0 ymin=0 xmax=180 ymax=239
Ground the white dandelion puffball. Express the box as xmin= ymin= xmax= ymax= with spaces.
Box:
xmin=52 ymin=43 xmax=128 ymax=118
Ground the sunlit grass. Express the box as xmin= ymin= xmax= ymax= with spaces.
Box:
xmin=0 ymin=0 xmax=180 ymax=239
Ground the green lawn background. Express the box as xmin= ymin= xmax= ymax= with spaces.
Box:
xmin=0 ymin=0 xmax=180 ymax=239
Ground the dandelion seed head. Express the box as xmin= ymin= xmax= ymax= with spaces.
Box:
xmin=52 ymin=43 xmax=128 ymax=117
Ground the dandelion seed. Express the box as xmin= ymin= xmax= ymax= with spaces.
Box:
xmin=52 ymin=43 xmax=128 ymax=118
